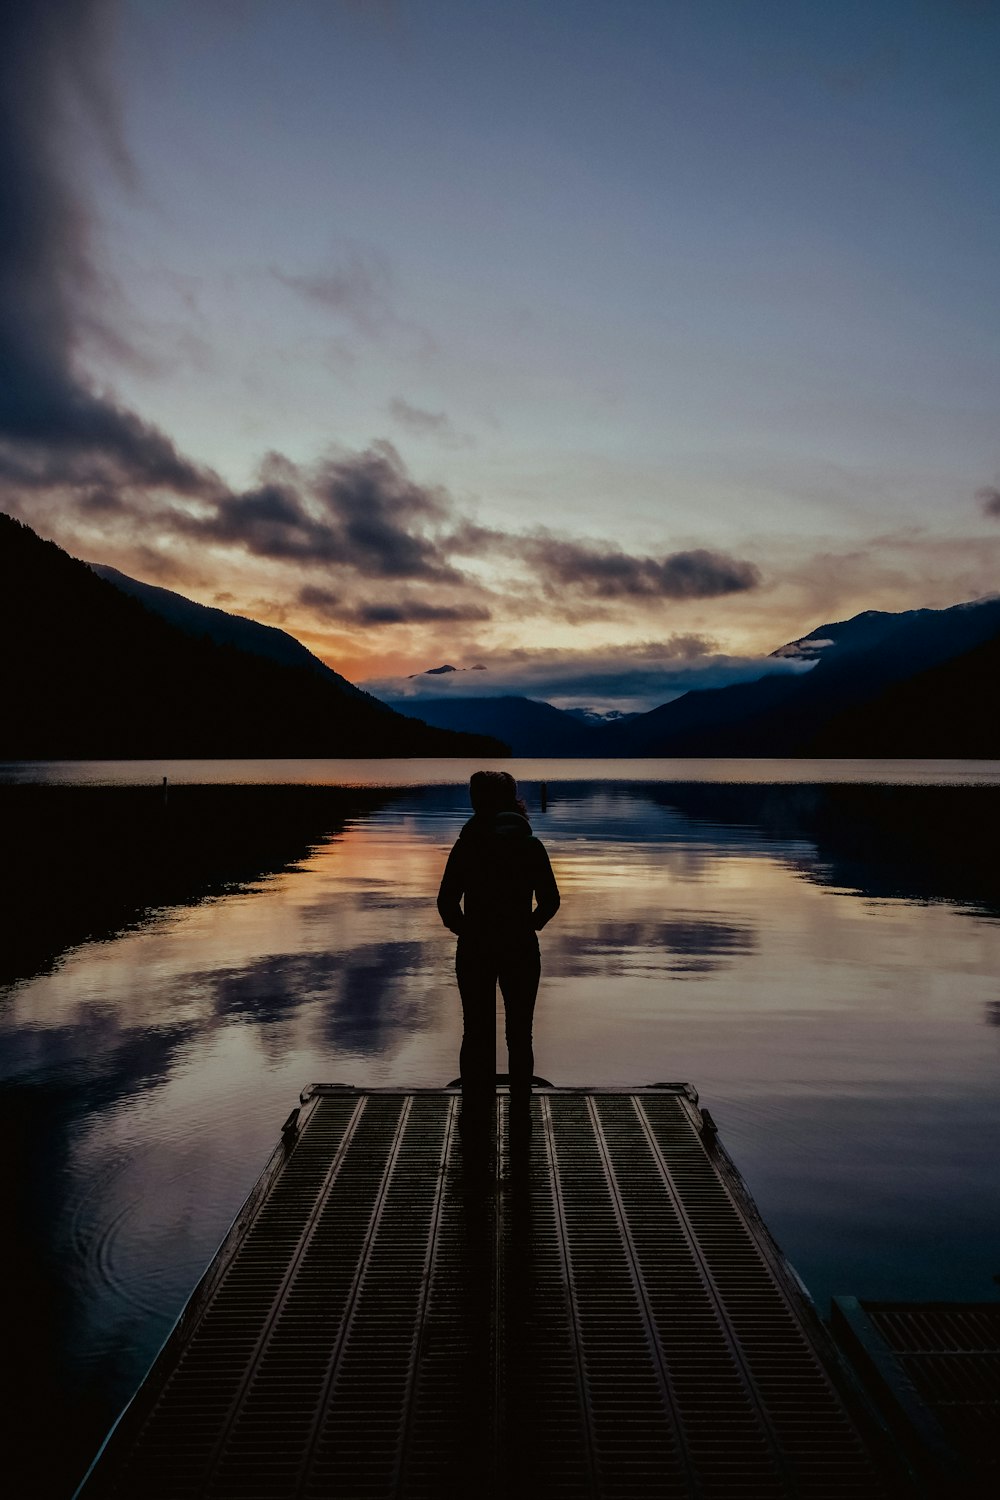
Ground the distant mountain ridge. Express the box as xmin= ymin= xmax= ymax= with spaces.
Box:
xmin=0 ymin=515 xmax=508 ymax=759
xmin=393 ymin=596 xmax=1000 ymax=757
xmin=10 ymin=510 xmax=996 ymax=758
xmin=381 ymin=694 xmax=598 ymax=756
xmin=593 ymin=596 xmax=1000 ymax=757
xmin=807 ymin=628 xmax=1000 ymax=757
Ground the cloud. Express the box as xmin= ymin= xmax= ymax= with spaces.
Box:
xmin=164 ymin=441 xmax=465 ymax=582
xmin=72 ymin=426 xmax=761 ymax=624
xmin=298 ymin=583 xmax=489 ymax=625
xmin=271 ymin=240 xmax=438 ymax=361
xmin=272 ymin=245 xmax=394 ymax=338
xmin=0 ymin=6 xmax=763 ymax=645
xmin=363 ymin=638 xmax=813 ymax=713
xmin=517 ymin=535 xmax=761 ymax=600
xmin=976 ymin=485 xmax=1000 ymax=518
xmin=388 ymin=397 xmax=449 ymax=435
xmin=0 ymin=0 xmax=223 ymax=504
xmin=298 ymin=584 xmax=341 ymax=612
xmin=443 ymin=524 xmax=762 ymax=609
xmin=352 ymin=600 xmax=492 ymax=625
xmin=387 ymin=396 xmax=471 ymax=447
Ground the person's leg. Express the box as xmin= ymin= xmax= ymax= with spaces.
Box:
xmin=456 ymin=939 xmax=498 ymax=1136
xmin=498 ymin=934 xmax=540 ymax=1116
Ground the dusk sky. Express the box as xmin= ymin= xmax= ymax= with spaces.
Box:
xmin=3 ymin=0 xmax=1000 ymax=711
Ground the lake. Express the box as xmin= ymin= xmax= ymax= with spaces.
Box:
xmin=2 ymin=758 xmax=999 ymax=1495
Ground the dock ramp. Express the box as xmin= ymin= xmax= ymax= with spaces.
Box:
xmin=78 ymin=1085 xmax=892 ymax=1498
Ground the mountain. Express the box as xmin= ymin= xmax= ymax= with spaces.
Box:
xmin=90 ymin=564 xmax=368 ymax=699
xmin=594 ymin=597 xmax=1000 ymax=757
xmin=383 ymin=595 xmax=1000 ymax=758
xmin=381 ymin=695 xmax=599 ymax=755
xmin=564 ymin=707 xmax=635 ymax=726
xmin=806 ymin=629 xmax=1000 ymax=756
xmin=0 ymin=514 xmax=508 ymax=758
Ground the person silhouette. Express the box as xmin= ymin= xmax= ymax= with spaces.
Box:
xmin=437 ymin=771 xmax=560 ymax=1150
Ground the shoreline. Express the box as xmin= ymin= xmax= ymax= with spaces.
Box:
xmin=0 ymin=783 xmax=399 ymax=987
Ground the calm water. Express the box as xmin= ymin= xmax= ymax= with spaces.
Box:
xmin=2 ymin=759 xmax=1000 ymax=1494
xmin=6 ymin=754 xmax=1000 ymax=785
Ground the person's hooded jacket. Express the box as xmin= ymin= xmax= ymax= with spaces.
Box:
xmin=437 ymin=809 xmax=559 ymax=941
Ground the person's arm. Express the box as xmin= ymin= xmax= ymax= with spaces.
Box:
xmin=437 ymin=842 xmax=466 ymax=935
xmin=531 ymin=842 xmax=560 ymax=930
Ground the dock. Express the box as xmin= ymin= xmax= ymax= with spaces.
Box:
xmin=832 ymin=1296 xmax=1000 ymax=1493
xmin=77 ymin=1085 xmax=894 ymax=1498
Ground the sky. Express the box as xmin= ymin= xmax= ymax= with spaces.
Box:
xmin=2 ymin=0 xmax=999 ymax=712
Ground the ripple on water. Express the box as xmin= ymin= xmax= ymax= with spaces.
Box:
xmin=66 ymin=1089 xmax=274 ymax=1322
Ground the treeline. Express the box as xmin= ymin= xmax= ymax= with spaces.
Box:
xmin=0 ymin=782 xmax=403 ymax=986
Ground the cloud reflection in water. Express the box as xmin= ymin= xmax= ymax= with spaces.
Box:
xmin=550 ymin=914 xmax=756 ymax=977
xmin=178 ymin=942 xmax=430 ymax=1054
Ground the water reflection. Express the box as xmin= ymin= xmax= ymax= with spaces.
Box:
xmin=2 ymin=775 xmax=1000 ymax=1495
xmin=639 ymin=781 xmax=1000 ymax=915
xmin=551 ymin=914 xmax=756 ymax=976
xmin=0 ymin=782 xmax=405 ymax=986
xmin=185 ymin=942 xmax=431 ymax=1052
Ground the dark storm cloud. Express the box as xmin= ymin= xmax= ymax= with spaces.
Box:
xmin=976 ymin=485 xmax=1000 ymax=518
xmin=520 ymin=536 xmax=761 ymax=600
xmin=0 ymin=0 xmax=223 ymax=502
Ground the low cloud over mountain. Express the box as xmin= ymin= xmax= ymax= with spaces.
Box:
xmin=364 ymin=638 xmax=812 ymax=715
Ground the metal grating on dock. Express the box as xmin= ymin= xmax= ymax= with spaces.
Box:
xmin=832 ymin=1297 xmax=1000 ymax=1492
xmin=79 ymin=1087 xmax=889 ymax=1499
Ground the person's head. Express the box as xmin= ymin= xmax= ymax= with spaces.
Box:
xmin=469 ymin=769 xmax=526 ymax=818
